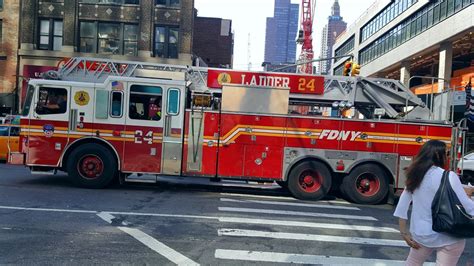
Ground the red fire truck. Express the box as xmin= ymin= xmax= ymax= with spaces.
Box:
xmin=9 ymin=57 xmax=459 ymax=204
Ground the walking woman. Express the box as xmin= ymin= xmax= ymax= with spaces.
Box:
xmin=394 ymin=140 xmax=474 ymax=265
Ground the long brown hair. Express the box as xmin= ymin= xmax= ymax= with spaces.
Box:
xmin=405 ymin=140 xmax=447 ymax=192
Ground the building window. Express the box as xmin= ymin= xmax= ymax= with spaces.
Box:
xmin=333 ymin=62 xmax=344 ymax=76
xmin=79 ymin=0 xmax=139 ymax=4
xmin=155 ymin=0 xmax=180 ymax=7
xmin=39 ymin=19 xmax=63 ymax=51
xmin=154 ymin=26 xmax=179 ymax=59
xmin=359 ymin=0 xmax=472 ymax=65
xmin=0 ymin=0 xmax=3 ymax=10
xmin=360 ymin=0 xmax=417 ymax=43
xmin=80 ymin=22 xmax=138 ymax=56
xmin=334 ymin=35 xmax=355 ymax=57
xmin=0 ymin=20 xmax=2 ymax=46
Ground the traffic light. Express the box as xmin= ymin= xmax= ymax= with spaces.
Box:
xmin=343 ymin=61 xmax=353 ymax=76
xmin=351 ymin=63 xmax=361 ymax=76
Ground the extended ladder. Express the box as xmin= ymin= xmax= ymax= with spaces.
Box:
xmin=43 ymin=57 xmax=432 ymax=119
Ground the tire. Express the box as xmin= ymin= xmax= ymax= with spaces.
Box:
xmin=66 ymin=143 xmax=117 ymax=189
xmin=341 ymin=164 xmax=389 ymax=205
xmin=287 ymin=161 xmax=332 ymax=200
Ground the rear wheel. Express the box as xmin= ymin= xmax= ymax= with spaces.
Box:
xmin=287 ymin=161 xmax=332 ymax=200
xmin=341 ymin=164 xmax=389 ymax=205
xmin=67 ymin=143 xmax=117 ymax=188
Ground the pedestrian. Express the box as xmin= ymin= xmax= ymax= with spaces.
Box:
xmin=393 ymin=140 xmax=474 ymax=265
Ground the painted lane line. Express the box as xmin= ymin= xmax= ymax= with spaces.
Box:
xmin=218 ymin=207 xmax=377 ymax=221
xmin=219 ymin=192 xmax=352 ymax=205
xmin=97 ymin=213 xmax=199 ymax=266
xmin=218 ymin=217 xmax=398 ymax=233
xmin=220 ymin=198 xmax=360 ymax=211
xmin=214 ymin=249 xmax=435 ymax=266
xmin=97 ymin=212 xmax=116 ymax=224
xmin=106 ymin=211 xmax=217 ymax=220
xmin=119 ymin=227 xmax=199 ymax=266
xmin=0 ymin=205 xmax=217 ymax=220
xmin=0 ymin=205 xmax=97 ymax=214
xmin=218 ymin=229 xmax=407 ymax=247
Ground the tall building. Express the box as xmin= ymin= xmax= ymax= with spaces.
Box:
xmin=264 ymin=0 xmax=299 ymax=65
xmin=332 ymin=0 xmax=473 ymax=121
xmin=17 ymin=0 xmax=194 ymax=108
xmin=0 ymin=0 xmax=20 ymax=110
xmin=319 ymin=0 xmax=346 ymax=75
xmin=193 ymin=16 xmax=233 ymax=68
xmin=332 ymin=0 xmax=473 ymax=87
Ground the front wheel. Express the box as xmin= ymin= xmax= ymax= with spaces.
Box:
xmin=67 ymin=143 xmax=117 ymax=189
xmin=287 ymin=161 xmax=332 ymax=200
xmin=341 ymin=164 xmax=389 ymax=205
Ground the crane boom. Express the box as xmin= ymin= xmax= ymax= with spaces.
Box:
xmin=297 ymin=0 xmax=315 ymax=74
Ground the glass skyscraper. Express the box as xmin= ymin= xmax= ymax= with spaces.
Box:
xmin=264 ymin=0 xmax=299 ymax=65
xmin=319 ymin=0 xmax=346 ymax=75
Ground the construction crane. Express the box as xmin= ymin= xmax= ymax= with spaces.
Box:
xmin=296 ymin=0 xmax=316 ymax=74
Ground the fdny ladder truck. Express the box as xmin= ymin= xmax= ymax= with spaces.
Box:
xmin=9 ymin=57 xmax=459 ymax=204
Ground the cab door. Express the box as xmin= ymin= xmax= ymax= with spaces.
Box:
xmin=122 ymin=84 xmax=164 ymax=173
xmin=26 ymin=85 xmax=71 ymax=166
xmin=122 ymin=82 xmax=186 ymax=175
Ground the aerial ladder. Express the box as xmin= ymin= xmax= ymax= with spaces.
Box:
xmin=39 ymin=57 xmax=434 ymax=121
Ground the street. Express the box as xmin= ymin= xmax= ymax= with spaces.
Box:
xmin=0 ymin=163 xmax=473 ymax=265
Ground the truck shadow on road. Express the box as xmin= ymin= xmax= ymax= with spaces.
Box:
xmin=17 ymin=173 xmax=341 ymax=202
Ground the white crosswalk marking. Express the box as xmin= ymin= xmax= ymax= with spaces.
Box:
xmin=214 ymin=249 xmax=436 ymax=266
xmin=218 ymin=207 xmax=377 ymax=220
xmin=219 ymin=192 xmax=352 ymax=204
xmin=218 ymin=228 xmax=407 ymax=247
xmin=213 ymin=193 xmax=421 ymax=264
xmin=218 ymin=217 xmax=398 ymax=233
xmin=220 ymin=198 xmax=360 ymax=210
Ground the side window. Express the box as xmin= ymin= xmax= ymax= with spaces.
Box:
xmin=110 ymin=91 xmax=123 ymax=118
xmin=10 ymin=127 xmax=20 ymax=136
xmin=167 ymin=88 xmax=180 ymax=115
xmin=36 ymin=87 xmax=68 ymax=115
xmin=95 ymin=90 xmax=109 ymax=119
xmin=129 ymin=85 xmax=162 ymax=121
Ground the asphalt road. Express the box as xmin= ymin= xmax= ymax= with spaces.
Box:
xmin=1 ymin=163 xmax=473 ymax=265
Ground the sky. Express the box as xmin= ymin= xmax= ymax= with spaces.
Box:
xmin=194 ymin=0 xmax=376 ymax=71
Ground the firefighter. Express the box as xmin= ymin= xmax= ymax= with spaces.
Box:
xmin=148 ymin=97 xmax=162 ymax=121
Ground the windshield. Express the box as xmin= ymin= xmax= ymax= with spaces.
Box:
xmin=22 ymin=85 xmax=35 ymax=116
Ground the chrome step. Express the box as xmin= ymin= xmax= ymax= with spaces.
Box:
xmin=124 ymin=173 xmax=158 ymax=183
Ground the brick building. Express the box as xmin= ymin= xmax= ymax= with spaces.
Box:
xmin=193 ymin=16 xmax=233 ymax=68
xmin=0 ymin=0 xmax=20 ymax=111
xmin=17 ymin=0 xmax=194 ymax=107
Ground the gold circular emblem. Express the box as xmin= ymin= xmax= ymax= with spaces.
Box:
xmin=74 ymin=91 xmax=90 ymax=106
xmin=217 ymin=72 xmax=232 ymax=86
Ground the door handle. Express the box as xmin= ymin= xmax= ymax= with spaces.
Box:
xmin=164 ymin=115 xmax=172 ymax=137
xmin=69 ymin=109 xmax=78 ymax=131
